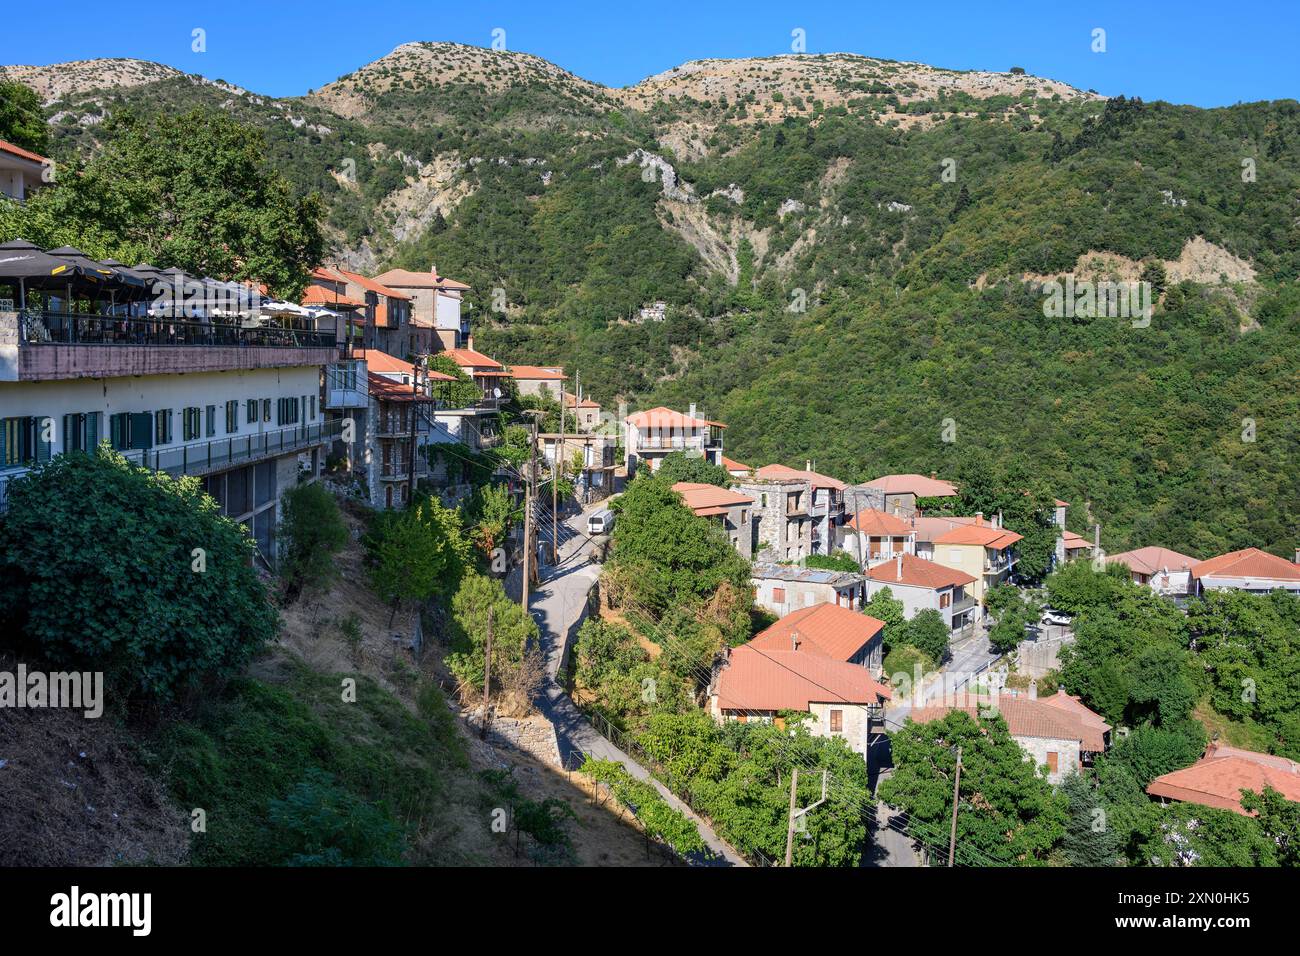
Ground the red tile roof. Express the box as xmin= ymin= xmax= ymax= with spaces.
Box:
xmin=714 ymin=644 xmax=891 ymax=712
xmin=336 ymin=268 xmax=411 ymax=300
xmin=0 ymin=139 xmax=48 ymax=164
xmin=911 ymin=694 xmax=1108 ymax=751
xmin=671 ymin=481 xmax=753 ymax=517
xmin=367 ymin=371 xmax=436 ymax=403
xmin=508 ymin=365 xmax=567 ymax=381
xmin=357 ymin=349 xmax=455 ymax=381
xmin=442 ymin=346 xmax=505 ymax=371
xmin=563 ymin=391 xmax=600 ymax=409
xmin=625 ymin=406 xmax=725 ymax=429
xmin=933 ymin=521 xmax=1023 ymax=549
xmin=372 ymin=267 xmax=470 ymax=291
xmin=749 ymin=603 xmax=884 ymax=662
xmin=722 ymin=455 xmax=751 ymax=472
xmin=847 ymin=508 xmax=913 ymax=536
xmin=1039 ymin=690 xmax=1111 ymax=752
xmin=755 ymin=463 xmax=846 ymax=492
xmin=865 ymin=473 xmax=958 ymax=497
xmin=1191 ymin=547 xmax=1300 ymax=583
xmin=302 ymin=283 xmax=365 ymax=308
xmin=1061 ymin=530 xmax=1092 ymax=552
xmin=1107 ymin=546 xmax=1198 ymax=576
xmin=1147 ymin=744 xmax=1300 ymax=815
xmin=864 ymin=553 xmax=976 ymax=590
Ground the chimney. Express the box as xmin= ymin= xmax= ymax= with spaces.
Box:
xmin=429 ymin=262 xmax=438 ymax=278
xmin=1028 ymin=679 xmax=1038 ymax=700
xmin=1294 ymin=548 xmax=1300 ymax=566
xmin=466 ymin=334 xmax=474 ymax=351
xmin=996 ymin=510 xmax=1003 ymax=529
xmin=806 ymin=459 xmax=812 ymax=472
xmin=1094 ymin=523 xmax=1101 ymax=551
xmin=791 ymin=629 xmax=801 ymax=651
xmin=689 ymin=402 xmax=697 ymax=420
xmin=975 ymin=511 xmax=983 ymax=526
xmin=896 ymin=554 xmax=903 ymax=581
xmin=929 ymin=471 xmax=937 ymax=480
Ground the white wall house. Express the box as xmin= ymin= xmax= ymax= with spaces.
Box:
xmin=623 ymin=404 xmax=724 ymax=476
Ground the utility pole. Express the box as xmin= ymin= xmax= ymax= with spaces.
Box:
xmin=553 ymin=375 xmax=565 ymax=565
xmin=522 ymin=412 xmax=541 ymax=608
xmin=481 ymin=606 xmax=494 ymax=739
xmin=784 ymin=768 xmax=829 ymax=866
xmin=947 ymin=746 xmax=963 ymax=867
xmin=784 ymin=767 xmax=800 ymax=867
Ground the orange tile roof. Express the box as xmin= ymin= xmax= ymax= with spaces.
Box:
xmin=625 ymin=406 xmax=725 ymax=429
xmin=722 ymin=456 xmax=751 ymax=472
xmin=671 ymin=481 xmax=753 ymax=517
xmin=847 ymin=508 xmax=913 ymax=536
xmin=911 ymin=694 xmax=1107 ymax=751
xmin=311 ymin=266 xmax=349 ymax=284
xmin=750 ymin=604 xmax=884 ymax=662
xmin=1107 ymin=546 xmax=1198 ymax=576
xmin=302 ymin=283 xmax=366 ymax=308
xmin=0 ymin=138 xmax=48 ymax=164
xmin=933 ymin=521 xmax=1023 ymax=549
xmin=1191 ymin=547 xmax=1300 ymax=582
xmin=367 ymin=372 xmax=437 ymax=403
xmin=356 ymin=349 xmax=454 ymax=381
xmin=864 ymin=553 xmax=976 ymax=590
xmin=1147 ymin=744 xmax=1300 ymax=815
xmin=865 ymin=473 xmax=958 ymax=497
xmin=563 ymin=391 xmax=600 ymax=409
xmin=1061 ymin=530 xmax=1092 ymax=551
xmin=442 ymin=346 xmax=505 ymax=370
xmin=508 ymin=365 xmax=567 ymax=381
xmin=1039 ymin=690 xmax=1111 ymax=752
xmin=755 ymin=463 xmax=846 ymax=491
xmin=373 ymin=267 xmax=470 ymax=291
xmin=714 ymin=644 xmax=891 ymax=712
xmin=336 ymin=268 xmax=411 ymax=300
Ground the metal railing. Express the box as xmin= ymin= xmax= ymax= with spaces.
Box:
xmin=17 ymin=310 xmax=335 ymax=349
xmin=139 ymin=420 xmax=341 ymax=476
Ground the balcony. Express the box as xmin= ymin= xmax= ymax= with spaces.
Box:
xmin=378 ymin=461 xmax=412 ymax=481
xmin=324 ymin=360 xmax=368 ymax=409
xmin=984 ymin=553 xmax=1019 ymax=575
xmin=635 ymin=435 xmax=709 ymax=453
xmin=949 ymin=593 xmax=977 ymax=614
xmin=2 ymin=310 xmax=337 ymax=382
xmin=0 ymin=420 xmax=340 ymax=512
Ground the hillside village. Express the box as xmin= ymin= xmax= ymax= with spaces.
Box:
xmin=2 ymin=36 xmax=1300 ymax=874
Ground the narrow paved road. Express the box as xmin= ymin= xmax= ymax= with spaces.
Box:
xmin=528 ymin=504 xmax=749 ymax=867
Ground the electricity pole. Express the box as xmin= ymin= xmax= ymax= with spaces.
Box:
xmin=522 ymin=411 xmax=541 ymax=608
xmin=481 ymin=606 xmax=494 ymax=740
xmin=784 ymin=768 xmax=829 ymax=866
xmin=947 ymin=746 xmax=963 ymax=867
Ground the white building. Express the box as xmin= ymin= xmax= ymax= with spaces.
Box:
xmin=623 ymin=404 xmax=724 ymax=476
xmin=1190 ymin=547 xmax=1300 ymax=596
xmin=0 ymin=139 xmax=49 ymax=202
xmin=1107 ymin=546 xmax=1198 ymax=596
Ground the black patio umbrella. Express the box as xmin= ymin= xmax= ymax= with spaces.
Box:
xmin=0 ymin=239 xmax=89 ymax=308
xmin=46 ymin=246 xmax=115 ymax=284
xmin=95 ymin=257 xmax=151 ymax=292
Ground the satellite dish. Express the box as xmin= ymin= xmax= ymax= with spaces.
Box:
xmin=492 ymin=387 xmax=502 ymax=398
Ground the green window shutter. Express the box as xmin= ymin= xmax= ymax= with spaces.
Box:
xmin=62 ymin=413 xmax=74 ymax=453
xmin=132 ymin=412 xmax=153 ymax=450
xmin=87 ymin=412 xmax=99 ymax=450
xmin=37 ymin=417 xmax=52 ymax=463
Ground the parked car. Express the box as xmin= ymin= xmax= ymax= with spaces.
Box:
xmin=1040 ymin=609 xmax=1072 ymax=627
xmin=586 ymin=509 xmax=615 ymax=535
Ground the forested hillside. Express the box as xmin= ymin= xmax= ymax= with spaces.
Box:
xmin=5 ymin=43 xmax=1299 ymax=558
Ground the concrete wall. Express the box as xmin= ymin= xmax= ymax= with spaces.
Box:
xmin=753 ymin=578 xmax=858 ymax=617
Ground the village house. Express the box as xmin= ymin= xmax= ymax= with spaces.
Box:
xmin=563 ymin=391 xmax=601 ymax=432
xmin=0 ymin=139 xmax=49 ymax=202
xmin=508 ymin=365 xmax=567 ymax=399
xmin=737 ymin=473 xmax=814 ymax=562
xmin=672 ymin=481 xmax=754 ymax=558
xmin=708 ymin=604 xmax=891 ymax=756
xmin=722 ymin=455 xmax=752 ymax=478
xmin=0 ymin=241 xmax=338 ymax=560
xmin=540 ymin=431 xmax=618 ymax=503
xmin=753 ymin=463 xmax=846 ymax=555
xmin=841 ymin=507 xmax=915 ymax=567
xmin=372 ymin=265 xmax=472 ymax=352
xmin=864 ymin=553 xmax=979 ymax=636
xmin=910 ymin=690 xmax=1110 ymax=784
xmin=856 ymin=472 xmax=959 ymax=516
xmin=440 ymin=345 xmax=511 ymax=408
xmin=1189 ymin=547 xmax=1300 ymax=595
xmin=913 ymin=513 xmax=1022 ymax=614
xmin=623 ymin=404 xmax=725 ymax=476
xmin=335 ymin=269 xmax=416 ymax=359
xmin=1060 ymin=529 xmax=1095 ymax=562
xmin=751 ymin=563 xmax=865 ymax=617
xmin=1107 ymin=545 xmax=1198 ymax=595
xmin=1146 ymin=742 xmax=1300 ymax=815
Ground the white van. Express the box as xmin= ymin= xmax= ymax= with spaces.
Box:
xmin=587 ymin=509 xmax=615 ymax=536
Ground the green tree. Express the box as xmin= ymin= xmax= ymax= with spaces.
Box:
xmin=880 ymin=709 xmax=1067 ymax=864
xmin=267 ymin=769 xmax=405 ymax=866
xmin=367 ymin=496 xmax=471 ymax=609
xmin=864 ymin=587 xmax=906 ymax=649
xmin=0 ymin=80 xmax=48 ymax=155
xmin=654 ymin=450 xmax=733 ymax=487
xmin=445 ymin=571 xmax=539 ymax=694
xmin=277 ymin=482 xmax=348 ymax=602
xmin=429 ymin=354 xmax=489 ymax=409
xmin=1240 ymin=786 xmax=1300 ymax=867
xmin=897 ymin=608 xmax=950 ymax=664
xmin=1060 ymin=771 xmax=1120 ymax=866
xmin=0 ymin=446 xmax=277 ymax=699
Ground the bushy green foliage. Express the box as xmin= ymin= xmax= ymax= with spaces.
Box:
xmin=634 ymin=709 xmax=871 ymax=866
xmin=864 ymin=587 xmax=906 ymax=648
xmin=895 ymin=609 xmax=950 ymax=665
xmin=0 ymin=447 xmax=277 ymax=699
xmin=881 ymin=709 xmax=1068 ymax=865
xmin=653 ymin=450 xmax=733 ymax=488
xmin=801 ymin=551 xmax=861 ymax=573
xmin=580 ymin=758 xmax=709 ymax=858
xmin=428 ymin=354 xmax=485 ymax=409
xmin=277 ymin=482 xmax=348 ymax=601
xmin=572 ymin=618 xmax=691 ymax=728
xmin=0 ymin=80 xmax=48 ymax=154
xmin=267 ymin=769 xmax=405 ymax=866
xmin=445 ymin=571 xmax=539 ymax=692
xmin=366 ymin=495 xmax=471 ymax=607
xmin=1060 ymin=771 xmax=1120 ymax=867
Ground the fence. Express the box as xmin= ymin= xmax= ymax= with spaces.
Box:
xmin=19 ymin=310 xmax=334 ymax=349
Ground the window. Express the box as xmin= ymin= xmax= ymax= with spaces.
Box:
xmin=829 ymin=710 xmax=843 ymax=733
xmin=110 ymin=412 xmax=131 ymax=451
xmin=1046 ymin=751 xmax=1059 ymax=774
xmin=277 ymin=397 xmax=300 ymax=427
xmin=61 ymin=412 xmax=100 ymax=453
xmin=309 ymin=395 xmax=316 ymax=420
xmin=940 ymin=590 xmax=952 ymax=609
xmin=155 ymin=409 xmax=173 ymax=445
xmin=205 ymin=405 xmax=217 ymax=438
xmin=262 ymin=399 xmax=271 ymax=423
xmin=246 ymin=399 xmax=257 ymax=424
xmin=772 ymin=586 xmax=786 ymax=603
xmin=1 ymin=416 xmax=51 ymax=467
xmin=225 ymin=400 xmax=239 ymax=434
xmin=112 ymin=412 xmax=154 ymax=451
xmin=182 ymin=407 xmax=201 ymax=442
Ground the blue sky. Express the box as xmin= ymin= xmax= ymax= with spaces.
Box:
xmin=2 ymin=1 xmax=1296 ymax=107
